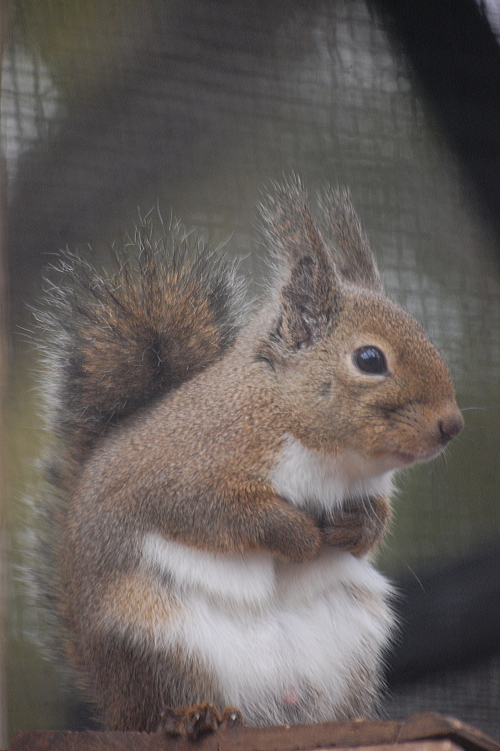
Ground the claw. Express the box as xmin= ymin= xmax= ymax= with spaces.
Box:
xmin=219 ymin=707 xmax=243 ymax=730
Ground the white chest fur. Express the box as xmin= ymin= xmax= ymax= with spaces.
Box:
xmin=269 ymin=434 xmax=395 ymax=514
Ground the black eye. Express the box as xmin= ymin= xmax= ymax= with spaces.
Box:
xmin=353 ymin=346 xmax=388 ymax=375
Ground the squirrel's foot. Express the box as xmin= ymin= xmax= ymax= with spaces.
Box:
xmin=218 ymin=706 xmax=243 ymax=731
xmin=320 ymin=496 xmax=391 ymax=556
xmin=160 ymin=703 xmax=243 ymax=740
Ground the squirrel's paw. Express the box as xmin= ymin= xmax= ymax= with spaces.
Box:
xmin=280 ymin=523 xmax=323 ymax=563
xmin=159 ymin=703 xmax=243 ymax=740
xmin=320 ymin=496 xmax=391 ymax=556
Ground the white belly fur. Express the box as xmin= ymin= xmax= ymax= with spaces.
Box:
xmin=140 ymin=437 xmax=396 ymax=725
xmin=141 ymin=542 xmax=394 ymax=724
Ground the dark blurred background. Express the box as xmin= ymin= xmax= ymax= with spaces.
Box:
xmin=2 ymin=0 xmax=500 ymax=741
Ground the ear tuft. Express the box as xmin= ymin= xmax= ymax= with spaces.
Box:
xmin=317 ymin=186 xmax=383 ymax=292
xmin=260 ymin=176 xmax=338 ymax=350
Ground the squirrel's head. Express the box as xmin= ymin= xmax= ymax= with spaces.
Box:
xmin=256 ymin=176 xmax=464 ymax=475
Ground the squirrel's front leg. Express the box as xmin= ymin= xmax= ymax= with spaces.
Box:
xmin=319 ymin=495 xmax=391 ymax=556
xmin=150 ymin=479 xmax=323 ymax=563
xmin=256 ymin=488 xmax=323 ymax=562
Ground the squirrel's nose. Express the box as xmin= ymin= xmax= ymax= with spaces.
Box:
xmin=438 ymin=410 xmax=464 ymax=444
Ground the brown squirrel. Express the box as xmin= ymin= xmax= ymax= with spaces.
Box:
xmin=36 ymin=177 xmax=463 ymax=737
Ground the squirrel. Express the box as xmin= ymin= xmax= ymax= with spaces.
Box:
xmin=35 ymin=176 xmax=464 ymax=737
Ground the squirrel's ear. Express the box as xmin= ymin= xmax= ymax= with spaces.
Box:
xmin=261 ymin=176 xmax=338 ymax=349
xmin=317 ymin=186 xmax=383 ymax=292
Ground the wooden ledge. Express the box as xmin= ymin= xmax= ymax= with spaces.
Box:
xmin=7 ymin=713 xmax=500 ymax=751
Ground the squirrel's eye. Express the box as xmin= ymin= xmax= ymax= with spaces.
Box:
xmin=353 ymin=346 xmax=388 ymax=375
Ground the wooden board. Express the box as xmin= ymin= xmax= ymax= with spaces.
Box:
xmin=7 ymin=713 xmax=500 ymax=751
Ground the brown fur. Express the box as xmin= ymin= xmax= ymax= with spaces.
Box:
xmin=100 ymin=572 xmax=183 ymax=633
xmin=38 ymin=177 xmax=463 ymax=733
xmin=78 ymin=633 xmax=221 ymax=732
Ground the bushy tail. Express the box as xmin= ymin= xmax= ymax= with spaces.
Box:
xmin=35 ymin=211 xmax=246 ymax=483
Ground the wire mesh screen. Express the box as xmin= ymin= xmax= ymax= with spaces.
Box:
xmin=2 ymin=0 xmax=499 ymax=741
